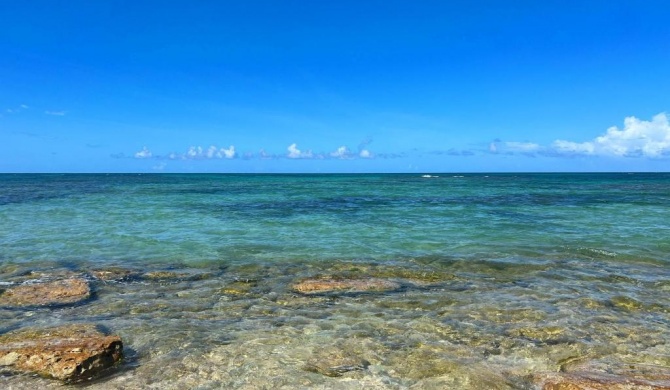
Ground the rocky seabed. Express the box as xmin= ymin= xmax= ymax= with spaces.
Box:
xmin=1 ymin=260 xmax=669 ymax=389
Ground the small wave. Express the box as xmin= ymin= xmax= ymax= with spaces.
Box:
xmin=575 ymin=247 xmax=618 ymax=258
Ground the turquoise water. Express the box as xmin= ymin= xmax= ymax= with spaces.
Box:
xmin=2 ymin=173 xmax=670 ymax=265
xmin=1 ymin=173 xmax=669 ymax=389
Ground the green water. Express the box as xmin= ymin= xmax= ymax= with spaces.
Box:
xmin=0 ymin=173 xmax=669 ymax=389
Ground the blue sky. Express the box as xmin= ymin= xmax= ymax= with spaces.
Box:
xmin=1 ymin=1 xmax=669 ymax=172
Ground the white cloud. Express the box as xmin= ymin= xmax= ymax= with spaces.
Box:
xmin=551 ymin=139 xmax=595 ymax=155
xmin=330 ymin=146 xmax=351 ymax=158
xmin=45 ymin=111 xmax=66 ymax=116
xmin=134 ymin=146 xmax=152 ymax=159
xmin=495 ymin=113 xmax=670 ymax=159
xmin=221 ymin=145 xmax=236 ymax=159
xmin=287 ymin=143 xmax=313 ymax=158
xmin=161 ymin=145 xmax=238 ymax=160
xmin=186 ymin=146 xmax=202 ymax=158
xmin=206 ymin=145 xmax=218 ymax=158
xmin=487 ymin=140 xmax=539 ymax=155
xmin=505 ymin=141 xmax=540 ymax=152
xmin=4 ymin=105 xmax=29 ymax=115
xmin=287 ymin=143 xmax=374 ymax=159
xmin=553 ymin=113 xmax=670 ymax=157
xmin=131 ymin=143 xmax=378 ymax=161
xmin=287 ymin=143 xmax=301 ymax=158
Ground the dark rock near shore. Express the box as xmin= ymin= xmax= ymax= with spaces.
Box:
xmin=0 ymin=278 xmax=91 ymax=307
xmin=0 ymin=323 xmax=123 ymax=382
xmin=292 ymin=277 xmax=401 ymax=294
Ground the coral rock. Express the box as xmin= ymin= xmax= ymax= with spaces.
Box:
xmin=91 ymin=267 xmax=139 ymax=282
xmin=0 ymin=323 xmax=123 ymax=382
xmin=292 ymin=278 xmax=400 ymax=294
xmin=0 ymin=278 xmax=90 ymax=307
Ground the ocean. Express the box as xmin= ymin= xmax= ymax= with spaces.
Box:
xmin=1 ymin=173 xmax=669 ymax=388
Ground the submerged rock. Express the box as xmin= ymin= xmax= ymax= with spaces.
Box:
xmin=142 ymin=270 xmax=213 ymax=282
xmin=609 ymin=295 xmax=644 ymax=311
xmin=304 ymin=360 xmax=368 ymax=377
xmin=535 ymin=359 xmax=670 ymax=389
xmin=3 ymin=269 xmax=84 ymax=284
xmin=292 ymin=278 xmax=400 ymax=294
xmin=0 ymin=278 xmax=90 ymax=307
xmin=320 ymin=262 xmax=457 ymax=285
xmin=508 ymin=326 xmax=566 ymax=343
xmin=90 ymin=267 xmax=140 ymax=282
xmin=143 ymin=271 xmax=184 ymax=280
xmin=303 ymin=347 xmax=369 ymax=377
xmin=538 ymin=372 xmax=670 ymax=389
xmin=219 ymin=279 xmax=258 ymax=296
xmin=0 ymin=323 xmax=123 ymax=382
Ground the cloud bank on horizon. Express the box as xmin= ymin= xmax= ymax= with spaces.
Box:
xmin=133 ymin=142 xmax=374 ymax=161
xmin=133 ymin=113 xmax=670 ymax=162
xmin=492 ymin=113 xmax=670 ymax=158
xmin=552 ymin=113 xmax=670 ymax=157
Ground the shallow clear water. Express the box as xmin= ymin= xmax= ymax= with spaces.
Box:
xmin=0 ymin=173 xmax=669 ymax=389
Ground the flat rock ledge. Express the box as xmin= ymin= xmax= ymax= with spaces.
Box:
xmin=0 ymin=323 xmax=123 ymax=382
xmin=0 ymin=278 xmax=90 ymax=307
xmin=292 ymin=278 xmax=401 ymax=294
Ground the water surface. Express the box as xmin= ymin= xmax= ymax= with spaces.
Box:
xmin=1 ymin=173 xmax=668 ymax=388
